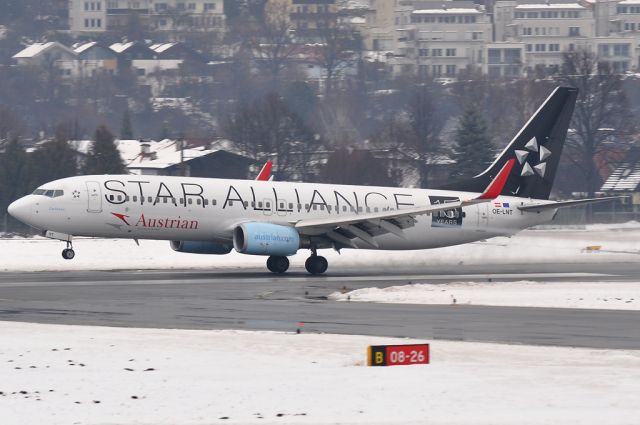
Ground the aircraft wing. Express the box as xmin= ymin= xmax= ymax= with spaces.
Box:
xmin=293 ymin=159 xmax=515 ymax=248
xmin=518 ymin=196 xmax=627 ymax=212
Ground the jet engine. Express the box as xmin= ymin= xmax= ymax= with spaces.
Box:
xmin=233 ymin=223 xmax=300 ymax=256
xmin=170 ymin=240 xmax=232 ymax=255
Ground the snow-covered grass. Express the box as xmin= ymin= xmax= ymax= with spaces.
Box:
xmin=330 ymin=280 xmax=640 ymax=310
xmin=0 ymin=223 xmax=639 ymax=272
xmin=1 ymin=321 xmax=639 ymax=425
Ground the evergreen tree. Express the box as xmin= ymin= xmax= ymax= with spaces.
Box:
xmin=450 ymin=106 xmax=495 ymax=179
xmin=0 ymin=138 xmax=30 ymax=232
xmin=29 ymin=125 xmax=78 ymax=187
xmin=120 ymin=109 xmax=134 ymax=139
xmin=84 ymin=125 xmax=126 ymax=174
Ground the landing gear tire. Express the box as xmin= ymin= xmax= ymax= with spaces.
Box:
xmin=305 ymin=255 xmax=328 ymax=275
xmin=266 ymin=256 xmax=289 ymax=274
xmin=61 ymin=248 xmax=75 ymax=260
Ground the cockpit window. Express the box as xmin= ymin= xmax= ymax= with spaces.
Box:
xmin=32 ymin=189 xmax=64 ymax=198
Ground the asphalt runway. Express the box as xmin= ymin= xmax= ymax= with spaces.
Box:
xmin=1 ymin=262 xmax=639 ymax=349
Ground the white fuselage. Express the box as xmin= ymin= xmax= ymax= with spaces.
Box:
xmin=9 ymin=175 xmax=556 ymax=251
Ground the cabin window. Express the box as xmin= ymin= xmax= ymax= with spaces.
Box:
xmin=187 ymin=198 xmax=192 ymax=205
xmin=343 ymin=206 xmax=347 ymax=212
xmin=133 ymin=196 xmax=138 ymax=202
xmin=243 ymin=201 xmax=248 ymax=208
xmin=204 ymin=199 xmax=209 ymax=206
xmin=289 ymin=203 xmax=293 ymax=210
xmin=171 ymin=198 xmax=176 ymax=204
xmin=117 ymin=195 xmax=122 ymax=201
xmin=266 ymin=202 xmax=271 ymax=208
xmin=258 ymin=201 xmax=263 ymax=208
xmin=319 ymin=204 xmax=324 ymax=210
xmin=313 ymin=205 xmax=318 ymax=210
xmin=228 ymin=200 xmax=234 ymax=206
xmin=125 ymin=196 xmax=130 ymax=202
xmin=297 ymin=204 xmax=302 ymax=210
xmin=251 ymin=201 xmax=255 ymax=207
xmin=358 ymin=207 xmax=363 ymax=213
xmin=367 ymin=207 xmax=371 ymax=213
xmin=163 ymin=198 xmax=168 ymax=203
xmin=148 ymin=196 xmax=152 ymax=203
xmin=196 ymin=199 xmax=201 ymax=205
xmin=374 ymin=207 xmax=379 ymax=212
xmin=212 ymin=199 xmax=217 ymax=205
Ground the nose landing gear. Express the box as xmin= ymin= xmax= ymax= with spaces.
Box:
xmin=61 ymin=241 xmax=75 ymax=260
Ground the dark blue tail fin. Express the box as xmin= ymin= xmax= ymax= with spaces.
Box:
xmin=441 ymin=86 xmax=578 ymax=200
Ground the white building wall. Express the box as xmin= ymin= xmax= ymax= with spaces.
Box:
xmin=69 ymin=0 xmax=107 ymax=33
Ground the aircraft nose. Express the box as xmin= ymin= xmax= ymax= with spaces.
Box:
xmin=7 ymin=196 xmax=32 ymax=223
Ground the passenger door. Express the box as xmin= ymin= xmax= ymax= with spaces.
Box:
xmin=86 ymin=181 xmax=102 ymax=213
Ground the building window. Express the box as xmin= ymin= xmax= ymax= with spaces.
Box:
xmin=96 ymin=1 xmax=101 ymax=10
xmin=445 ymin=64 xmax=456 ymax=76
xmin=568 ymin=27 xmax=580 ymax=37
xmin=614 ymin=44 xmax=630 ymax=56
xmin=97 ymin=18 xmax=101 ymax=27
xmin=204 ymin=3 xmax=216 ymax=11
xmin=549 ymin=44 xmax=560 ymax=52
xmin=535 ymin=44 xmax=546 ymax=52
xmin=526 ymin=44 xmax=532 ymax=52
xmin=432 ymin=49 xmax=442 ymax=56
xmin=155 ymin=3 xmax=167 ymax=12
xmin=446 ymin=48 xmax=456 ymax=57
xmin=432 ymin=64 xmax=442 ymax=76
xmin=177 ymin=2 xmax=185 ymax=10
xmin=85 ymin=18 xmax=89 ymax=27
xmin=418 ymin=49 xmax=428 ymax=56
xmin=188 ymin=2 xmax=196 ymax=9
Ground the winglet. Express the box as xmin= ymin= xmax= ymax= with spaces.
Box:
xmin=478 ymin=158 xmax=515 ymax=200
xmin=255 ymin=160 xmax=273 ymax=181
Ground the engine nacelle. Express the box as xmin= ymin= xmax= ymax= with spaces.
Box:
xmin=170 ymin=240 xmax=232 ymax=255
xmin=233 ymin=223 xmax=300 ymax=256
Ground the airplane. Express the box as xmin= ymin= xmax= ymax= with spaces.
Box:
xmin=7 ymin=86 xmax=622 ymax=275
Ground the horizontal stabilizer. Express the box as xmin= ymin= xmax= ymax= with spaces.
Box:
xmin=518 ymin=196 xmax=627 ymax=212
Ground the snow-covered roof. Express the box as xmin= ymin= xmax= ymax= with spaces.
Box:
xmin=515 ymin=3 xmax=585 ymax=9
xmin=150 ymin=43 xmax=177 ymax=53
xmin=73 ymin=42 xmax=97 ymax=54
xmin=601 ymin=163 xmax=640 ymax=192
xmin=13 ymin=42 xmax=71 ymax=58
xmin=413 ymin=8 xmax=482 ymax=14
xmin=619 ymin=0 xmax=640 ymax=4
xmin=125 ymin=139 xmax=246 ymax=170
xmin=110 ymin=42 xmax=136 ymax=53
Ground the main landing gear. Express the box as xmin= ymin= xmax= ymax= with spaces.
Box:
xmin=61 ymin=241 xmax=75 ymax=260
xmin=267 ymin=256 xmax=289 ymax=274
xmin=305 ymin=250 xmax=328 ymax=275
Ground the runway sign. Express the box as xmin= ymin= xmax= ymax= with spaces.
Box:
xmin=367 ymin=344 xmax=430 ymax=367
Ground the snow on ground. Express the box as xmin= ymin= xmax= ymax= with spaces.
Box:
xmin=0 ymin=222 xmax=639 ymax=272
xmin=330 ymin=280 xmax=640 ymax=310
xmin=1 ymin=321 xmax=639 ymax=425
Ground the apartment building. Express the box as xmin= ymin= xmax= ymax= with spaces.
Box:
xmin=67 ymin=0 xmax=225 ymax=34
xmin=392 ymin=1 xmax=492 ymax=77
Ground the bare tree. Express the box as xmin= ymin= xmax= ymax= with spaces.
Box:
xmin=221 ymin=93 xmax=317 ymax=180
xmin=312 ymin=20 xmax=359 ymax=96
xmin=406 ymin=82 xmax=447 ymax=187
xmin=251 ymin=1 xmax=298 ymax=88
xmin=558 ymin=49 xmax=634 ymax=197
